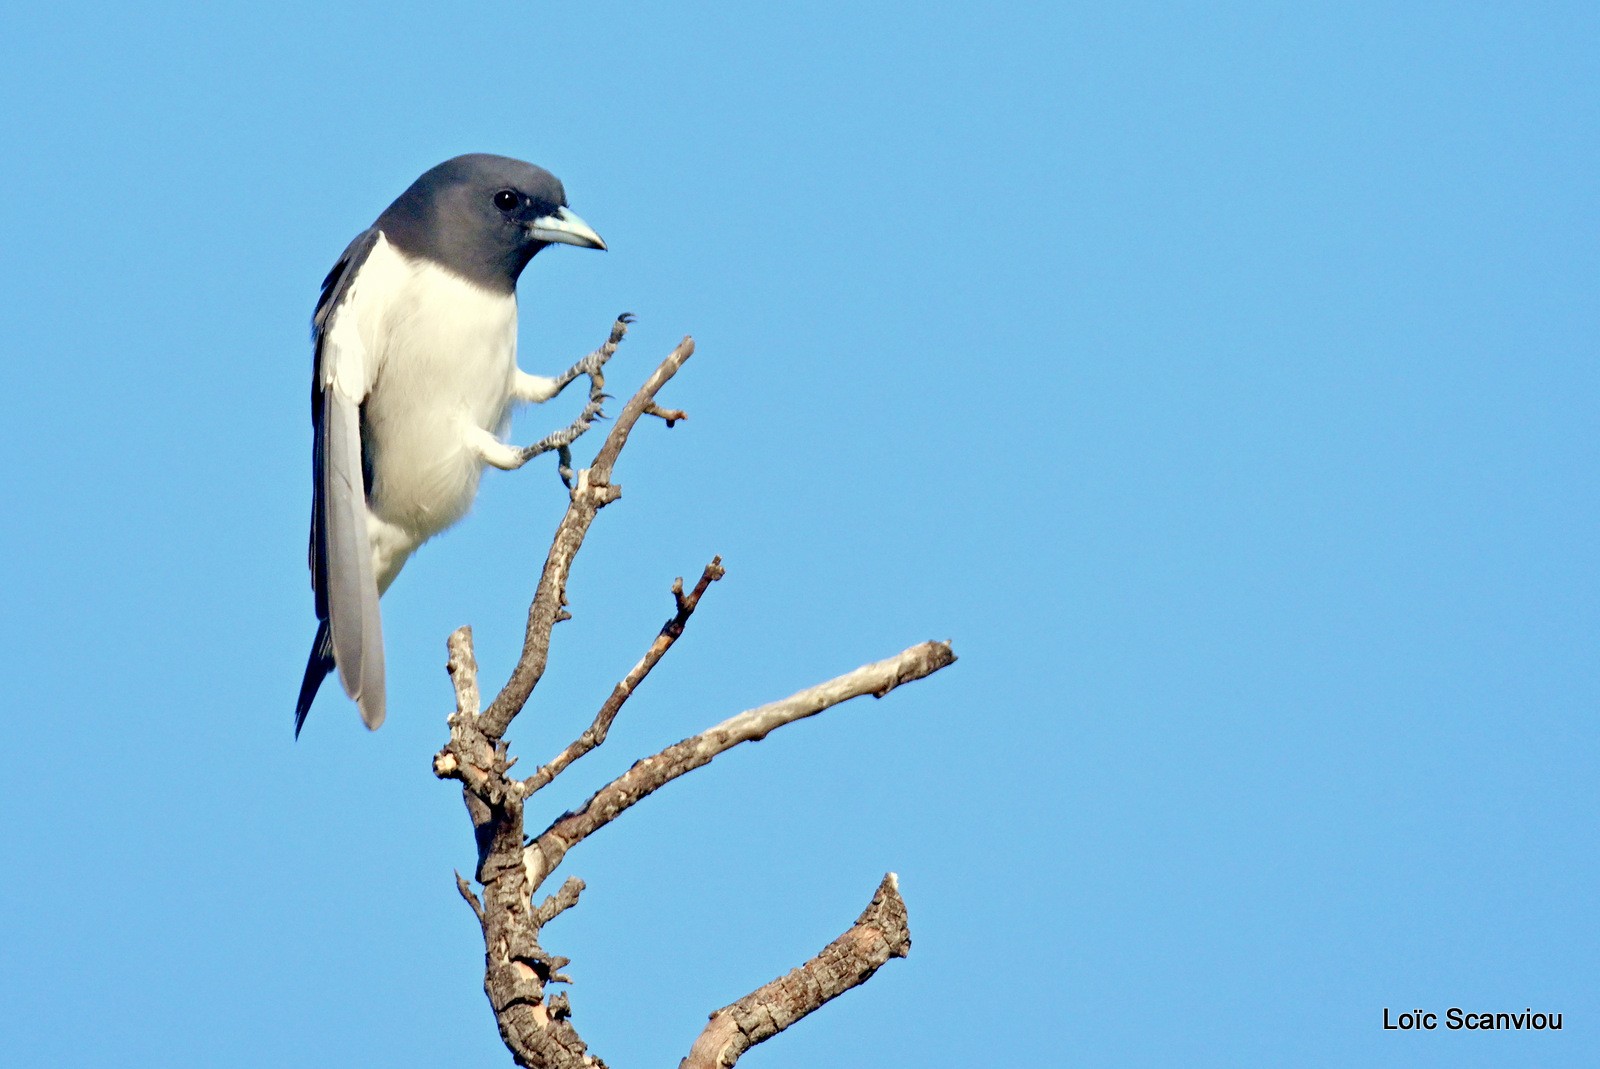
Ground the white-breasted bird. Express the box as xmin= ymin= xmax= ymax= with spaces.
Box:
xmin=295 ymin=153 xmax=607 ymax=736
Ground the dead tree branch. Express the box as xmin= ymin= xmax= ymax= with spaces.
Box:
xmin=681 ymin=873 xmax=912 ymax=1069
xmin=534 ymin=877 xmax=586 ymax=928
xmin=524 ymin=641 xmax=957 ymax=889
xmin=431 ymin=329 xmax=956 ymax=1067
xmin=524 ymin=557 xmax=726 ymax=795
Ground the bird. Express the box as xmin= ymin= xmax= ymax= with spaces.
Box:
xmin=295 ymin=153 xmax=607 ymax=736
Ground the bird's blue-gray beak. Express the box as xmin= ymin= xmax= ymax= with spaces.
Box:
xmin=529 ymin=206 xmax=606 ymax=250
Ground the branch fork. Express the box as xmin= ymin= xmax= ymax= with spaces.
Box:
xmin=429 ymin=325 xmax=957 ymax=1067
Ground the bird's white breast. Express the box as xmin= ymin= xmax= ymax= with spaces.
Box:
xmin=339 ymin=234 xmax=519 ymax=541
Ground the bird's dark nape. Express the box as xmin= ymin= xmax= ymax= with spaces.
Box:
xmin=295 ymin=621 xmax=336 ymax=737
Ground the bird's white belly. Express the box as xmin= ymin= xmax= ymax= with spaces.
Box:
xmin=358 ymin=256 xmax=519 ymax=541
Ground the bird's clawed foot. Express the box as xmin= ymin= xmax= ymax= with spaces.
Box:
xmin=553 ymin=313 xmax=635 ymax=393
xmin=526 ymin=315 xmax=636 ymax=486
xmin=520 ymin=398 xmax=604 ymax=467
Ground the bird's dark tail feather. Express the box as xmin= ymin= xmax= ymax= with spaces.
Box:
xmin=295 ymin=621 xmax=335 ymax=738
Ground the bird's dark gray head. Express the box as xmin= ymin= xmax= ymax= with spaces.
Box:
xmin=374 ymin=153 xmax=605 ymax=292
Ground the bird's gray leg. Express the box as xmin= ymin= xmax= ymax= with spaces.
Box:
xmin=466 ymin=380 xmax=606 ymax=487
xmin=510 ymin=370 xmax=563 ymax=404
xmin=510 ymin=350 xmax=605 ymax=402
xmin=511 ymin=312 xmax=635 ymax=404
xmin=517 ymin=393 xmax=606 ymax=467
xmin=499 ymin=313 xmax=636 ymax=485
xmin=467 ymin=425 xmax=535 ymax=471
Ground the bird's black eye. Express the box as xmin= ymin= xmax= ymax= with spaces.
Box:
xmin=493 ymin=189 xmax=519 ymax=211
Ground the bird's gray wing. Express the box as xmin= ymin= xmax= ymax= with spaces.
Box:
xmin=309 ymin=227 xmax=386 ymax=729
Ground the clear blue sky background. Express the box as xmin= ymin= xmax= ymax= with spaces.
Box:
xmin=1 ymin=3 xmax=1594 ymax=1066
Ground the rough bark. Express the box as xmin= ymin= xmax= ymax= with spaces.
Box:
xmin=681 ymin=874 xmax=913 ymax=1069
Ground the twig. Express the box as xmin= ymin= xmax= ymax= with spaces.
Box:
xmin=643 ymin=401 xmax=687 ymax=427
xmin=525 ymin=641 xmax=957 ymax=890
xmin=447 ymin=626 xmax=481 ymax=719
xmin=524 ymin=557 xmax=726 ymax=795
xmin=534 ymin=877 xmax=586 ymax=928
xmin=434 ymin=626 xmax=524 ymax=875
xmin=456 ymin=871 xmax=486 ymax=926
xmin=681 ymin=874 xmax=912 ymax=1069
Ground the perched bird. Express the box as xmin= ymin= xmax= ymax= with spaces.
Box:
xmin=295 ymin=153 xmax=607 ymax=736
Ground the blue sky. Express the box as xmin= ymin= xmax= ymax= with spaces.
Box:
xmin=1 ymin=3 xmax=1595 ymax=1066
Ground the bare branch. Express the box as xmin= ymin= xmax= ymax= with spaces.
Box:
xmin=586 ymin=339 xmax=695 ymax=485
xmin=447 ymin=625 xmax=481 ymax=719
xmin=525 ymin=641 xmax=957 ymax=889
xmin=534 ymin=877 xmax=586 ymax=929
xmin=456 ymin=871 xmax=486 ymax=926
xmin=482 ymin=335 xmax=696 ymax=738
xmin=642 ymin=400 xmax=687 ymax=427
xmin=681 ymin=873 xmax=912 ymax=1069
xmin=434 ymin=626 xmax=521 ymax=870
xmin=441 ymin=698 xmax=603 ymax=1068
xmin=433 ymin=627 xmax=501 ymax=799
xmin=524 ymin=557 xmax=726 ymax=795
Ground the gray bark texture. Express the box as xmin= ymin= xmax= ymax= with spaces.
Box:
xmin=430 ymin=324 xmax=956 ymax=1066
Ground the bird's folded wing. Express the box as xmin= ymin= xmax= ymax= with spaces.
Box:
xmin=322 ymin=387 xmax=385 ymax=727
xmin=311 ymin=228 xmax=387 ymax=729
